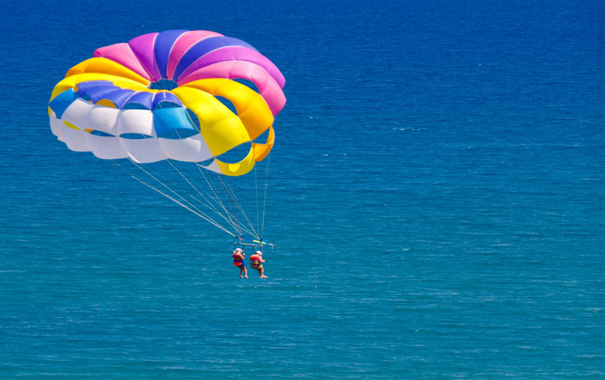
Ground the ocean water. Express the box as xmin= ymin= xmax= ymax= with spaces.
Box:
xmin=1 ymin=0 xmax=604 ymax=378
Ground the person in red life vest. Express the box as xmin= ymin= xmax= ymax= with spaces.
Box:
xmin=249 ymin=251 xmax=267 ymax=278
xmin=232 ymin=248 xmax=248 ymax=278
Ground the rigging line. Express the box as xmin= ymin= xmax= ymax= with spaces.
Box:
xmin=131 ymin=158 xmax=254 ymax=236
xmin=220 ymin=175 xmax=245 ymax=235
xmin=202 ymin=166 xmax=238 ymax=236
xmin=130 ymin=161 xmax=246 ymax=236
xmin=197 ymin=163 xmax=242 ymax=237
xmin=186 ymin=189 xmax=249 ymax=235
xmin=116 ymin=159 xmax=214 ymax=222
xmin=167 ymin=129 xmax=226 ymax=214
xmin=216 ymin=172 xmax=242 ymax=238
xmin=166 ymin=159 xmax=239 ymax=230
xmin=229 ymin=175 xmax=259 ymax=240
xmin=255 ymin=165 xmax=260 ymax=236
xmin=164 ymin=128 xmax=228 ymax=214
xmin=230 ymin=177 xmax=240 ymax=238
xmin=223 ymin=176 xmax=242 ymax=239
xmin=164 ymin=129 xmax=226 ymax=213
xmin=222 ymin=174 xmax=259 ymax=239
xmin=195 ymin=163 xmax=237 ymax=226
xmin=186 ymin=191 xmax=257 ymax=238
xmin=130 ymin=158 xmax=207 ymax=209
xmin=186 ymin=167 xmax=259 ymax=237
xmin=216 ymin=172 xmax=258 ymax=239
xmin=196 ymin=166 xmax=258 ymax=240
xmin=125 ymin=160 xmax=230 ymax=232
xmin=261 ymin=152 xmax=271 ymax=239
xmin=110 ymin=161 xmax=234 ymax=236
xmin=194 ymin=164 xmax=223 ymax=205
xmin=228 ymin=176 xmax=239 ymax=235
xmin=129 ymin=173 xmax=235 ymax=237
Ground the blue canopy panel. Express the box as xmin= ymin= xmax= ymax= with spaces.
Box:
xmin=76 ymin=81 xmax=136 ymax=108
xmin=76 ymin=80 xmax=114 ymax=94
xmin=49 ymin=88 xmax=79 ymax=119
xmin=154 ymin=29 xmax=188 ymax=79
xmin=87 ymin=87 xmax=126 ymax=104
xmin=152 ymin=91 xmax=183 ymax=109
xmin=149 ymin=79 xmax=179 ymax=90
xmin=153 ymin=107 xmax=199 ymax=139
xmin=108 ymin=89 xmax=138 ymax=108
xmin=123 ymin=91 xmax=154 ymax=110
xmin=85 ymin=129 xmax=114 ymax=137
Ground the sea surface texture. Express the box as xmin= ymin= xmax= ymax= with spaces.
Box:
xmin=1 ymin=0 xmax=604 ymax=378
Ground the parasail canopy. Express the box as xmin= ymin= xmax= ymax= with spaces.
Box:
xmin=48 ymin=29 xmax=286 ymax=177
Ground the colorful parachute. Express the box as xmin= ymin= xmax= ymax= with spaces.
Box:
xmin=48 ymin=30 xmax=286 ymax=240
xmin=48 ymin=29 xmax=285 ymax=177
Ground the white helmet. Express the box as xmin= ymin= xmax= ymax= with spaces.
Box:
xmin=256 ymin=251 xmax=262 ymax=255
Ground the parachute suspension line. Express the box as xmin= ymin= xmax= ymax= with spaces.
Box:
xmin=126 ymin=160 xmax=206 ymax=217
xmin=165 ymin=159 xmax=241 ymax=233
xmin=216 ymin=172 xmax=241 ymax=238
xmin=194 ymin=163 xmax=258 ymax=239
xmin=227 ymin=176 xmax=239 ymax=236
xmin=198 ymin=165 xmax=244 ymax=238
xmin=261 ymin=152 xmax=271 ymax=239
xmin=254 ymin=165 xmax=260 ymax=237
xmin=195 ymin=162 xmax=234 ymax=225
xmin=181 ymin=161 xmax=244 ymax=233
xmin=168 ymin=126 xmax=252 ymax=239
xmin=229 ymin=177 xmax=241 ymax=238
xmin=195 ymin=165 xmax=224 ymax=207
xmin=195 ymin=163 xmax=240 ymax=234
xmin=125 ymin=160 xmax=230 ymax=232
xmin=127 ymin=171 xmax=235 ymax=237
xmin=166 ymin=130 xmax=230 ymax=223
xmin=216 ymin=172 xmax=260 ymax=240
xmin=110 ymin=160 xmax=235 ymax=237
xmin=126 ymin=158 xmax=258 ymax=239
xmin=165 ymin=129 xmax=231 ymax=222
xmin=225 ymin=175 xmax=260 ymax=240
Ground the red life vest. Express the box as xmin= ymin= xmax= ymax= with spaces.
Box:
xmin=232 ymin=253 xmax=244 ymax=267
xmin=250 ymin=254 xmax=262 ymax=269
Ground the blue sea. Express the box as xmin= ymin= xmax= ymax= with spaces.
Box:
xmin=1 ymin=0 xmax=604 ymax=378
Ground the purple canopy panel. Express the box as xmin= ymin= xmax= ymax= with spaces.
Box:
xmin=128 ymin=33 xmax=162 ymax=82
xmin=154 ymin=30 xmax=188 ymax=80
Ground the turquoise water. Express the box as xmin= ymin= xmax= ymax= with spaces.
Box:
xmin=1 ymin=0 xmax=604 ymax=378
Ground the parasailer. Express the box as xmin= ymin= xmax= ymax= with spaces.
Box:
xmin=232 ymin=248 xmax=247 ymax=279
xmin=249 ymin=251 xmax=267 ymax=278
xmin=47 ymin=30 xmax=286 ymax=251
